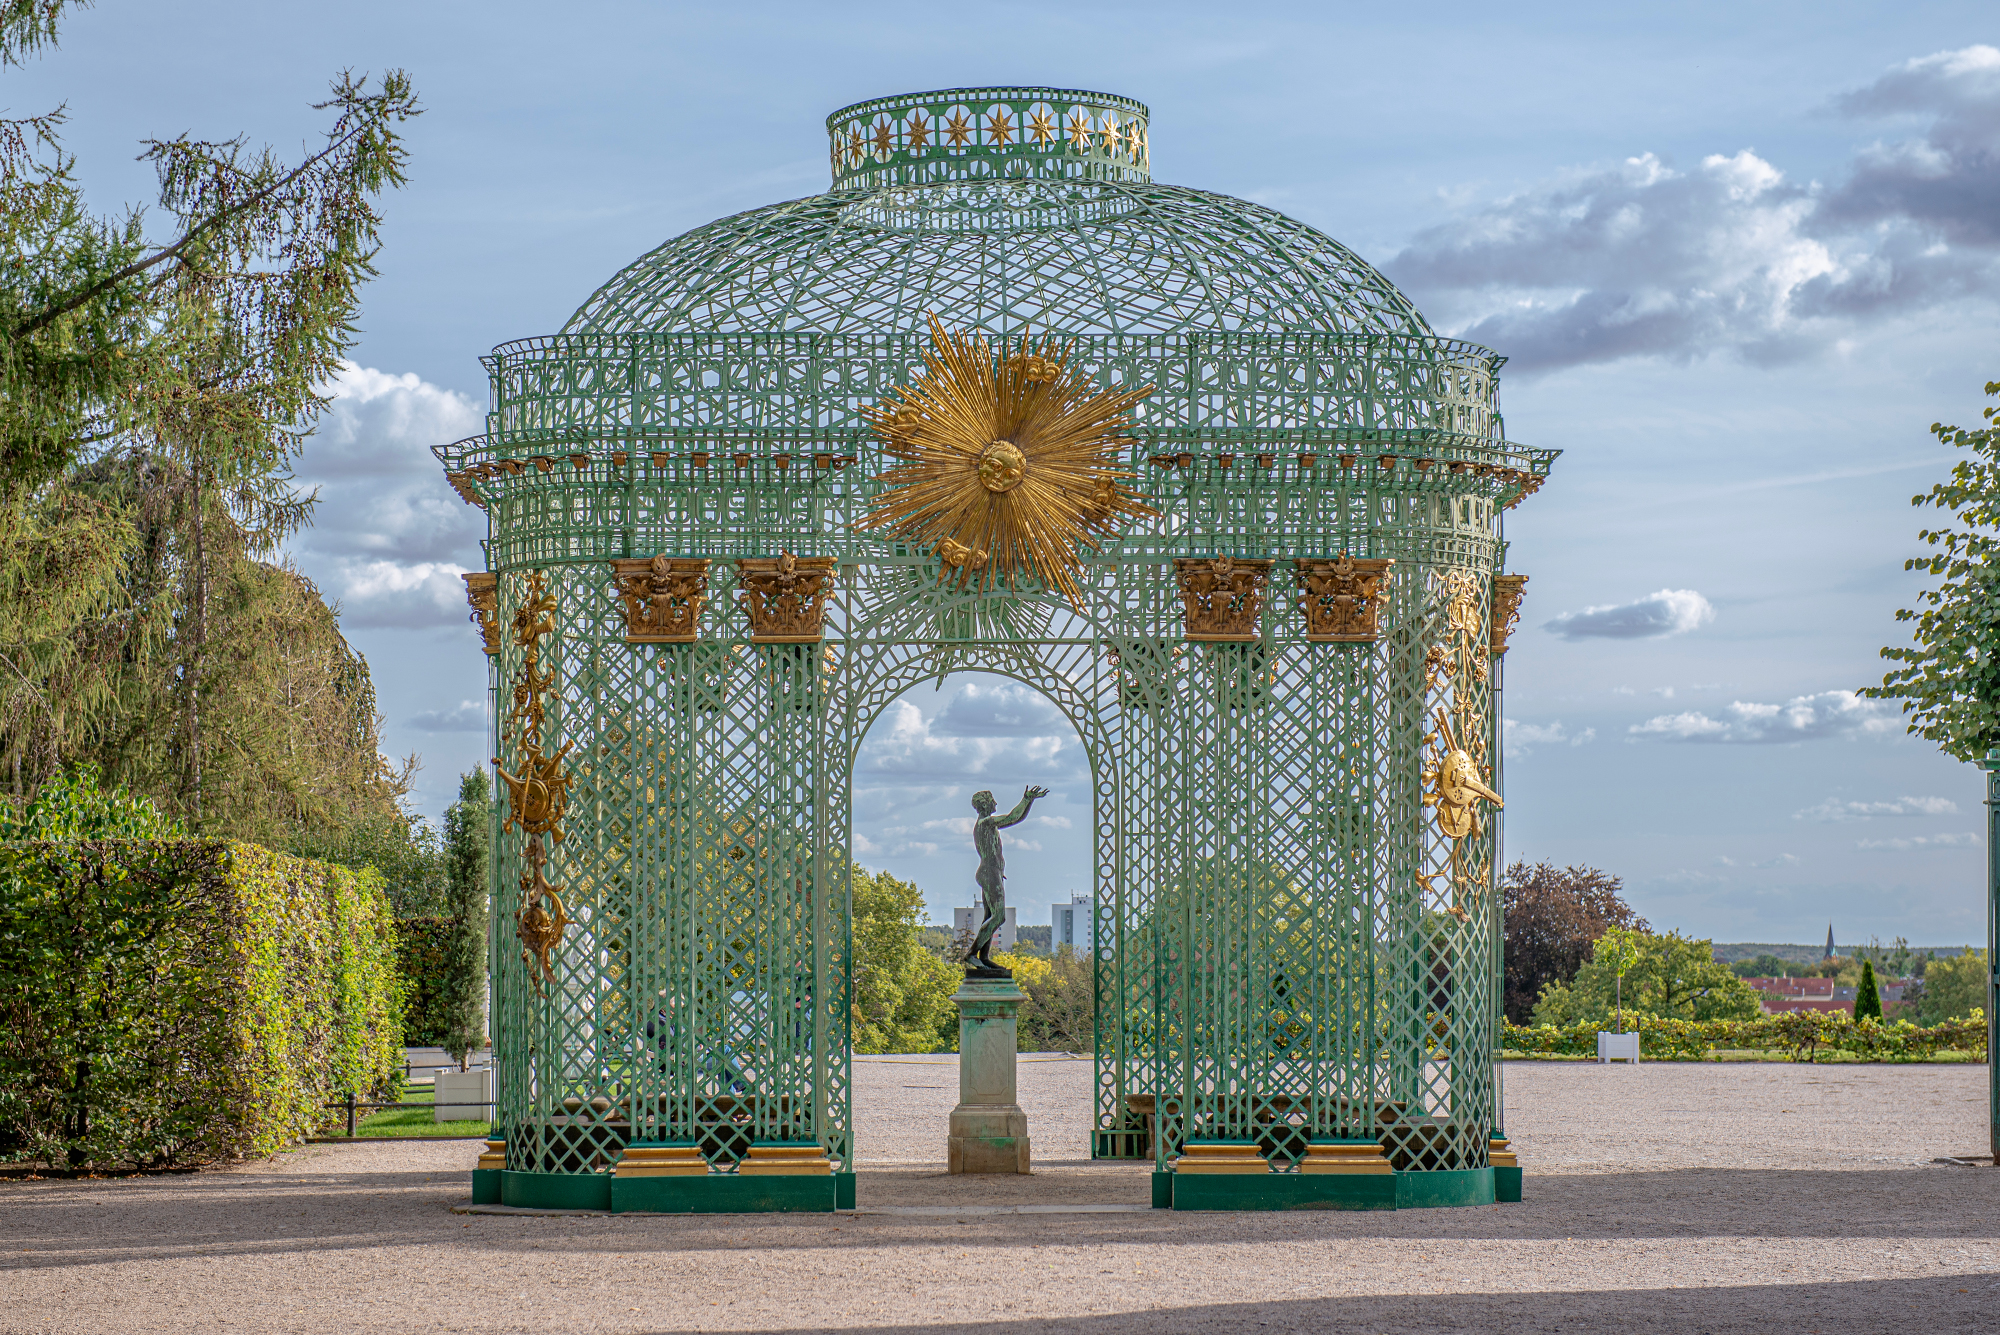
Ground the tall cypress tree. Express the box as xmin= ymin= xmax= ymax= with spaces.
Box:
xmin=440 ymin=768 xmax=491 ymax=1069
xmin=1854 ymin=958 xmax=1884 ymax=1022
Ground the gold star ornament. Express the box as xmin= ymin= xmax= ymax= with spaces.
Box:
xmin=859 ymin=316 xmax=1157 ymax=609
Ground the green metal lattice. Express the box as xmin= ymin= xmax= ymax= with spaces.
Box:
xmin=441 ymin=87 xmax=1555 ymax=1188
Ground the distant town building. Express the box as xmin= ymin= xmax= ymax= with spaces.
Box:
xmin=1051 ymin=893 xmax=1094 ymax=954
xmin=1823 ymin=924 xmax=1835 ymax=960
xmin=953 ymin=905 xmax=1016 ymax=950
xmin=1741 ymin=975 xmax=1909 ymax=1017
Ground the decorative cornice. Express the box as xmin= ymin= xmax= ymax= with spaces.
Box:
xmin=826 ymin=87 xmax=1150 ymax=191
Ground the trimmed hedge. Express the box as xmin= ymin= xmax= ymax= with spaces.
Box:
xmin=394 ymin=916 xmax=451 ymax=1047
xmin=1504 ymin=1010 xmax=1988 ymax=1062
xmin=0 ymin=840 xmax=404 ymax=1170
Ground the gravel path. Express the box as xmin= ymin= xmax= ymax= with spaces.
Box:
xmin=3 ymin=1060 xmax=1995 ymax=1333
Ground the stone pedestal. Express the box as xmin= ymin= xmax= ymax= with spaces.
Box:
xmin=948 ymin=977 xmax=1030 ymax=1174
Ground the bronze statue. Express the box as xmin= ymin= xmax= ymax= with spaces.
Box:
xmin=966 ymin=785 xmax=1048 ymax=977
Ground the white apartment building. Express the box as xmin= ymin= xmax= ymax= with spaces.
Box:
xmin=952 ymin=905 xmax=1017 ymax=950
xmin=1051 ymin=893 xmax=1093 ymax=953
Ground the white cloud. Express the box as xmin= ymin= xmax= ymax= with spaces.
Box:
xmin=1629 ymin=690 xmax=1898 ymax=744
xmin=1856 ymin=832 xmax=1981 ymax=851
xmin=408 ymin=699 xmax=486 ymax=733
xmin=1544 ymin=589 xmax=1714 ymax=640
xmin=1034 ymin=815 xmax=1074 ymax=829
xmin=290 ymin=363 xmax=486 ymax=629
xmin=1385 ymin=47 xmax=2000 ymax=372
xmin=1793 ymin=795 xmax=1959 ymax=822
xmin=1503 ymin=718 xmax=1596 ymax=757
xmin=1717 ymin=853 xmax=1802 ymax=868
xmin=856 ymin=698 xmax=1082 ymax=781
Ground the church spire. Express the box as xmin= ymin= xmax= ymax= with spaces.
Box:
xmin=1824 ymin=924 xmax=1835 ymax=959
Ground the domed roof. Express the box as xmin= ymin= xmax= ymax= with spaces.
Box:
xmin=564 ymin=86 xmax=1434 ymax=342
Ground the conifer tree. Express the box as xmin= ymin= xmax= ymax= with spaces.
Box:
xmin=440 ymin=769 xmax=491 ymax=1069
xmin=1854 ymin=959 xmax=1883 ymax=1022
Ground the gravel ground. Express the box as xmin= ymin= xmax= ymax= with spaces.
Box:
xmin=3 ymin=1059 xmax=1995 ymax=1333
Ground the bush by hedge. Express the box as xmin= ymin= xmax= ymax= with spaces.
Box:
xmin=394 ymin=915 xmax=451 ymax=1048
xmin=0 ymin=839 xmax=404 ymax=1170
xmin=1503 ymin=1010 xmax=1987 ymax=1063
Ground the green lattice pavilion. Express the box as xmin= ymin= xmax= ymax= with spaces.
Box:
xmin=439 ymin=86 xmax=1555 ymax=1213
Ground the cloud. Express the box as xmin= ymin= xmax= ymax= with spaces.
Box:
xmin=1502 ymin=718 xmax=1595 ymax=758
xmin=289 ymin=363 xmax=486 ymax=628
xmin=1384 ymin=47 xmax=2000 ymax=372
xmin=1544 ymin=589 xmax=1714 ymax=640
xmin=1716 ymin=853 xmax=1802 ymax=868
xmin=1856 ymin=832 xmax=1981 ymax=850
xmin=1793 ymin=795 xmax=1959 ymax=822
xmin=1629 ymin=690 xmax=1898 ymax=743
xmin=934 ymin=680 xmax=1073 ymax=737
xmin=856 ymin=698 xmax=1083 ymax=782
xmin=407 ymin=699 xmax=486 ymax=733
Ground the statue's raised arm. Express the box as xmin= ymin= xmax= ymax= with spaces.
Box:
xmin=996 ymin=784 xmax=1049 ymax=830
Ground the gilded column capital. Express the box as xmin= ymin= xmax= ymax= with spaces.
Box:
xmin=610 ymin=556 xmax=712 ymax=643
xmin=1491 ymin=574 xmax=1529 ymax=656
xmin=1172 ymin=556 xmax=1274 ymax=642
xmin=1293 ymin=555 xmax=1394 ymax=643
xmin=736 ymin=553 xmax=837 ymax=643
xmin=462 ymin=572 xmax=499 ymax=655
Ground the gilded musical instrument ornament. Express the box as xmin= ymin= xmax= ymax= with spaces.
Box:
xmin=858 ymin=315 xmax=1156 ymax=609
xmin=495 ymin=569 xmax=574 ymax=996
xmin=1419 ymin=570 xmax=1501 ymax=923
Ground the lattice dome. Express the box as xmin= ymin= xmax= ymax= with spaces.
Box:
xmin=564 ymin=85 xmax=1434 ymax=340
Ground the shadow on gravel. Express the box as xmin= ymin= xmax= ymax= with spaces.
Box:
xmin=6 ymin=1161 xmax=1999 ymax=1274
xmin=710 ymin=1276 xmax=2000 ymax=1335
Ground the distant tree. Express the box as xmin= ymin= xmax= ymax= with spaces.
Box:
xmin=1854 ymin=959 xmax=1884 ymax=1021
xmin=1730 ymin=952 xmax=1796 ymax=979
xmin=1919 ymin=949 xmax=1989 ymax=1024
xmin=1532 ymin=930 xmax=1763 ymax=1027
xmin=1863 ymin=379 xmax=2000 ymax=760
xmin=439 ymin=768 xmax=490 ymax=1068
xmin=849 ymin=864 xmax=959 ymax=1054
xmin=1500 ymin=861 xmax=1648 ymax=1025
xmin=996 ymin=946 xmax=1093 ymax=1053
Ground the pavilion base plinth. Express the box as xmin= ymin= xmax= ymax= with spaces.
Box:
xmin=1167 ymin=1167 xmax=1498 ymax=1211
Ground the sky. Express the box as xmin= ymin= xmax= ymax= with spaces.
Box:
xmin=13 ymin=1 xmax=2000 ymax=945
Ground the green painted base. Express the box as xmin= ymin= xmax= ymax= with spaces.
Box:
xmin=470 ymin=1168 xmax=501 ymax=1205
xmin=610 ymin=1174 xmax=836 ymax=1214
xmin=1495 ymin=1165 xmax=1522 ymax=1203
xmin=1169 ymin=1168 xmax=1495 ymax=1212
xmin=1172 ymin=1172 xmax=1395 ymax=1211
xmin=501 ymin=1170 xmax=611 ymax=1211
xmin=835 ymin=1171 xmax=855 ymax=1210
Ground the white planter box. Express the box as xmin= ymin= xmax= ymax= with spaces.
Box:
xmin=1596 ymin=1031 xmax=1640 ymax=1063
xmin=434 ymin=1068 xmax=493 ymax=1122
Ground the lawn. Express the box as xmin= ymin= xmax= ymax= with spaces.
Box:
xmin=353 ymin=1085 xmax=491 ymax=1139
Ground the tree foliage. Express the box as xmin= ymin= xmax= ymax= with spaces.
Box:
xmin=849 ymin=864 xmax=958 ymax=1054
xmin=1854 ymin=958 xmax=1883 ymax=1021
xmin=1500 ymin=861 xmax=1648 ymax=1025
xmin=439 ymin=769 xmax=489 ymax=1067
xmin=1863 ymin=379 xmax=2000 ymax=761
xmin=1532 ymin=929 xmax=1763 ymax=1028
xmin=1919 ymin=948 xmax=1989 ymax=1024
xmin=994 ymin=946 xmax=1093 ymax=1053
xmin=0 ymin=6 xmax=425 ymax=868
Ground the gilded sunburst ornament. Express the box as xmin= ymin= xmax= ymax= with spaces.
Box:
xmin=858 ymin=316 xmax=1157 ymax=609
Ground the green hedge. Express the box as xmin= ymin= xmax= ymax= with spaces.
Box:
xmin=1503 ymin=1010 xmax=1988 ymax=1062
xmin=0 ymin=839 xmax=404 ymax=1170
xmin=394 ymin=916 xmax=450 ymax=1047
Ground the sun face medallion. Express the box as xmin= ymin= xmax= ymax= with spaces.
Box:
xmin=977 ymin=440 xmax=1028 ymax=492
